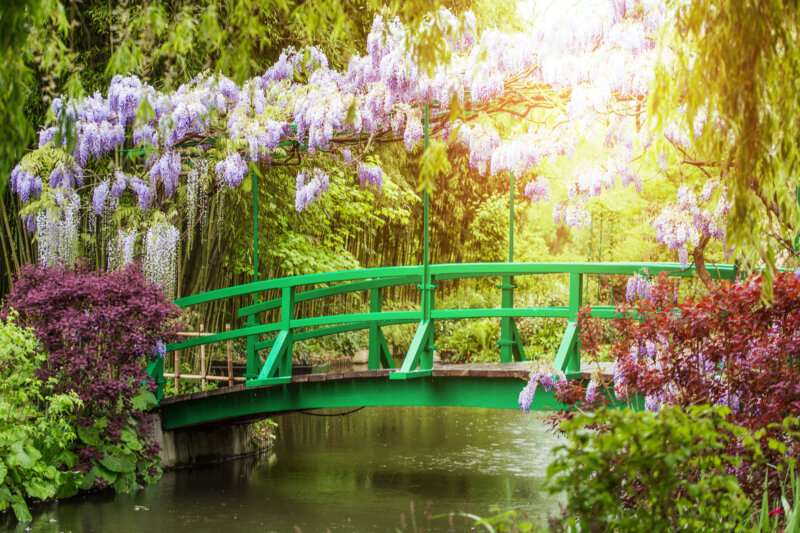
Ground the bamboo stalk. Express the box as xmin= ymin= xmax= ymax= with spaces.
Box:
xmin=0 ymin=214 xmax=14 ymax=290
xmin=0 ymin=194 xmax=21 ymax=275
xmin=174 ymin=349 xmax=180 ymax=391
xmin=200 ymin=323 xmax=206 ymax=391
xmin=226 ymin=323 xmax=233 ymax=386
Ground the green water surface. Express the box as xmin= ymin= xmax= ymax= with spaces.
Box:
xmin=4 ymin=406 xmax=563 ymax=532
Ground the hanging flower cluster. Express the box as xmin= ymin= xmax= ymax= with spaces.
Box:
xmin=143 ymin=223 xmax=180 ymax=298
xmin=652 ymin=182 xmax=730 ymax=268
xmin=9 ymin=1 xmax=724 ymax=284
xmin=518 ymin=370 xmax=569 ymax=413
xmin=294 ymin=169 xmax=330 ymax=212
xmin=36 ymin=191 xmax=81 ymax=267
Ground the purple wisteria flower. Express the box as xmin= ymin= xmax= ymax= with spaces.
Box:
xmin=525 ymin=179 xmax=550 ymax=203
xmin=108 ymin=74 xmax=143 ymax=125
xmin=626 ymin=274 xmax=652 ymax=302
xmin=24 ymin=214 xmax=37 ymax=234
xmin=133 ymin=124 xmax=159 ymax=147
xmin=357 ymin=163 xmax=383 ymax=189
xmin=585 ymin=379 xmax=600 ymax=403
xmin=295 ymin=168 xmax=330 ymax=212
xmin=149 ymin=151 xmax=182 ymax=198
xmin=403 ymin=108 xmax=423 ymax=150
xmin=644 ymin=394 xmax=660 ymax=412
xmin=110 ymin=171 xmax=128 ymax=197
xmin=39 ymin=126 xmax=58 ymax=147
xmin=49 ymin=163 xmax=84 ymax=190
xmin=75 ymin=121 xmax=125 ymax=166
xmin=538 ymin=373 xmax=556 ymax=392
xmin=10 ymin=166 xmax=42 ymax=203
xmin=93 ymin=180 xmax=111 ymax=215
xmin=129 ymin=178 xmax=153 ymax=210
xmin=215 ymin=153 xmax=248 ymax=189
xmin=518 ymin=376 xmax=537 ymax=414
xmin=153 ymin=340 xmax=167 ymax=359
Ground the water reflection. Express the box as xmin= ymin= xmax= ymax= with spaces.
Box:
xmin=4 ymin=406 xmax=562 ymax=532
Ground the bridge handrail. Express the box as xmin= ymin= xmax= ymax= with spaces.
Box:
xmin=166 ymin=261 xmax=735 ymax=353
xmin=175 ymin=265 xmax=424 ymax=308
xmin=153 ymin=261 xmax=736 ymax=398
xmin=174 ymin=261 xmax=736 ymax=311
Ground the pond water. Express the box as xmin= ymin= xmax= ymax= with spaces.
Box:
xmin=5 ymin=406 xmax=564 ymax=532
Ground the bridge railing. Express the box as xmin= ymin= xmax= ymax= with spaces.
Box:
xmin=154 ymin=262 xmax=736 ymax=399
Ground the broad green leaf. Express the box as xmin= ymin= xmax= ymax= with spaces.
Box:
xmin=100 ymin=453 xmax=136 ymax=474
xmin=132 ymin=390 xmax=158 ymax=412
xmin=11 ymin=493 xmax=31 ymax=522
xmin=7 ymin=441 xmax=40 ymax=469
xmin=77 ymin=425 xmax=103 ymax=447
xmin=56 ymin=470 xmax=82 ymax=500
xmin=113 ymin=472 xmax=137 ymax=494
xmin=80 ymin=468 xmax=97 ymax=491
xmin=95 ymin=463 xmax=118 ymax=485
xmin=0 ymin=485 xmax=11 ymax=507
xmin=25 ymin=478 xmax=56 ymax=501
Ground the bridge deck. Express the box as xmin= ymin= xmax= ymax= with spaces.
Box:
xmin=158 ymin=362 xmax=613 ymax=429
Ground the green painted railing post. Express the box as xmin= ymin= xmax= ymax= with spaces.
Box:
xmin=422 ymin=103 xmax=432 ymax=323
xmin=246 ymin=285 xmax=294 ymax=387
xmin=498 ymin=172 xmax=526 ymax=362
xmin=391 ymin=104 xmax=435 ymax=379
xmin=795 ymin=185 xmax=799 ymax=254
xmin=368 ymin=287 xmax=395 ymax=369
xmin=278 ymin=286 xmax=295 ymax=377
xmin=245 ymin=169 xmax=261 ymax=379
xmin=554 ymin=272 xmax=583 ymax=376
xmin=145 ymin=358 xmax=165 ymax=403
xmin=419 ymin=104 xmax=435 ymax=372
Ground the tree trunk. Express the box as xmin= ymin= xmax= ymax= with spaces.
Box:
xmin=693 ymin=235 xmax=712 ymax=288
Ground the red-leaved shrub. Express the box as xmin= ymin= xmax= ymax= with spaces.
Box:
xmin=571 ymin=272 xmax=800 ymax=498
xmin=3 ymin=261 xmax=180 ymax=479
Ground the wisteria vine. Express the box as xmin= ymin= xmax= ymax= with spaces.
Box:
xmin=10 ymin=0 xmax=723 ymax=289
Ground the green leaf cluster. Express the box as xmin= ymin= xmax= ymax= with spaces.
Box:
xmin=652 ymin=0 xmax=800 ymax=277
xmin=74 ymin=409 xmax=161 ymax=496
xmin=0 ymin=311 xmax=82 ymax=522
xmin=546 ymin=405 xmax=756 ymax=532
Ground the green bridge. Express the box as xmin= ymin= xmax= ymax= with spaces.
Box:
xmin=148 ymin=261 xmax=737 ymax=430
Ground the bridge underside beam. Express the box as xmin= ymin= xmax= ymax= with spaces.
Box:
xmin=159 ymin=375 xmax=558 ymax=430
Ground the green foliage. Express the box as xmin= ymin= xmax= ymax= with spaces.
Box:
xmin=437 ymin=319 xmax=500 ymax=363
xmin=164 ymin=361 xmax=220 ymax=396
xmin=0 ymin=311 xmax=82 ymax=522
xmin=467 ymin=194 xmax=509 ymax=262
xmin=418 ymin=139 xmax=452 ymax=193
xmin=472 ymin=506 xmax=539 ymax=533
xmin=0 ymin=0 xmax=78 ymax=194
xmin=652 ymin=0 xmax=800 ymax=278
xmin=73 ymin=407 xmax=161 ymax=495
xmin=546 ymin=405 xmax=756 ymax=532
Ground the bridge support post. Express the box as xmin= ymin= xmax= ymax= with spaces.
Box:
xmin=497 ymin=171 xmax=526 ymax=363
xmin=146 ymin=357 xmax=165 ymax=403
xmin=391 ymin=274 xmax=436 ymax=380
xmin=244 ymin=308 xmax=264 ymax=379
xmin=498 ymin=276 xmax=526 ymax=363
xmin=247 ymin=286 xmax=294 ymax=387
xmin=245 ymin=169 xmax=261 ymax=380
xmin=554 ymin=272 xmax=582 ymax=377
xmin=368 ymin=287 xmax=395 ymax=370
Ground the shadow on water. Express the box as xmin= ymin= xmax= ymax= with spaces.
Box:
xmin=3 ymin=406 xmax=563 ymax=532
